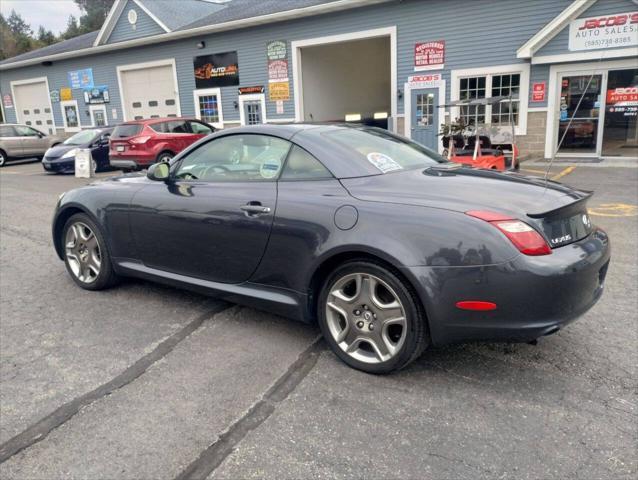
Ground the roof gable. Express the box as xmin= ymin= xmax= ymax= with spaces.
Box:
xmin=517 ymin=0 xmax=597 ymax=58
xmin=95 ymin=0 xmax=170 ymax=46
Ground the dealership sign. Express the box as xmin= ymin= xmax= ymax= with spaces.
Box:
xmin=407 ymin=73 xmax=442 ymax=89
xmin=267 ymin=40 xmax=290 ymax=101
xmin=67 ymin=68 xmax=94 ymax=89
xmin=238 ymin=86 xmax=264 ymax=95
xmin=194 ymin=52 xmax=239 ymax=88
xmin=2 ymin=93 xmax=13 ymax=108
xmin=569 ymin=12 xmax=638 ymax=51
xmin=531 ymin=82 xmax=546 ymax=102
xmin=414 ymin=41 xmax=444 ymax=71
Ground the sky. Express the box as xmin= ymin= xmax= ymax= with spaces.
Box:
xmin=1 ymin=0 xmax=83 ymax=35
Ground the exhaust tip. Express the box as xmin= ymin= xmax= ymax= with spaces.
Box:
xmin=543 ymin=326 xmax=560 ymax=337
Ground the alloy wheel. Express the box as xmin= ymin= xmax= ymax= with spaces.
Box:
xmin=0 ymin=153 xmax=5 ymax=167
xmin=65 ymin=222 xmax=101 ymax=283
xmin=325 ymin=273 xmax=407 ymax=364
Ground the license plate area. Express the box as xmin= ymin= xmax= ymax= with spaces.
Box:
xmin=116 ymin=145 xmax=125 ymax=152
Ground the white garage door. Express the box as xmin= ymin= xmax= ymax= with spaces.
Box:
xmin=13 ymin=80 xmax=55 ymax=134
xmin=120 ymin=64 xmax=180 ymax=121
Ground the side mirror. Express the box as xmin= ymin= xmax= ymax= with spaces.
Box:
xmin=147 ymin=162 xmax=170 ymax=181
xmin=99 ymin=138 xmax=109 ymax=147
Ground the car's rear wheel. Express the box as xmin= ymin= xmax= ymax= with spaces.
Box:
xmin=318 ymin=260 xmax=428 ymax=373
xmin=157 ymin=151 xmax=173 ymax=163
xmin=63 ymin=213 xmax=118 ymax=290
xmin=0 ymin=149 xmax=7 ymax=167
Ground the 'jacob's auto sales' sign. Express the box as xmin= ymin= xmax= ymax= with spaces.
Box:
xmin=193 ymin=52 xmax=239 ymax=88
xmin=569 ymin=11 xmax=638 ymax=51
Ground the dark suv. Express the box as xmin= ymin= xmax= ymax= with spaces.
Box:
xmin=109 ymin=117 xmax=214 ymax=171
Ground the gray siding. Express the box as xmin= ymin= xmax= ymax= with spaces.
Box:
xmin=107 ymin=0 xmax=166 ymax=44
xmin=536 ymin=0 xmax=636 ymax=57
xmin=1 ymin=0 xmax=625 ymax=129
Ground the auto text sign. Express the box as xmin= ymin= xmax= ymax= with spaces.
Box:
xmin=569 ymin=11 xmax=638 ymax=51
xmin=414 ymin=41 xmax=445 ymax=71
xmin=193 ymin=52 xmax=240 ymax=88
xmin=67 ymin=68 xmax=94 ymax=89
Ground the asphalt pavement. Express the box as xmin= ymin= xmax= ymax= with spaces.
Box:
xmin=0 ymin=160 xmax=636 ymax=479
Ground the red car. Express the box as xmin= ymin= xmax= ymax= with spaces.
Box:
xmin=109 ymin=117 xmax=214 ymax=171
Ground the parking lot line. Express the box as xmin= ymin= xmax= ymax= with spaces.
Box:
xmin=551 ymin=166 xmax=576 ymax=181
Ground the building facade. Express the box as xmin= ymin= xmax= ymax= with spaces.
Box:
xmin=0 ymin=0 xmax=636 ymax=160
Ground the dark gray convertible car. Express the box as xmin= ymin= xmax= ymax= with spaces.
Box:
xmin=52 ymin=124 xmax=610 ymax=373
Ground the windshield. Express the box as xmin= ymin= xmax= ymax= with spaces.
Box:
xmin=63 ymin=129 xmax=100 ymax=146
xmin=323 ymin=128 xmax=446 ymax=174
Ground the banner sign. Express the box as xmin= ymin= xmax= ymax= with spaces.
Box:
xmin=83 ymin=85 xmax=110 ymax=104
xmin=3 ymin=93 xmax=14 ymax=108
xmin=238 ymin=86 xmax=264 ymax=95
xmin=531 ymin=82 xmax=546 ymax=102
xmin=569 ymin=12 xmax=638 ymax=51
xmin=414 ymin=41 xmax=445 ymax=71
xmin=67 ymin=68 xmax=94 ymax=89
xmin=606 ymin=87 xmax=638 ymax=105
xmin=407 ymin=73 xmax=442 ymax=89
xmin=267 ymin=40 xmax=290 ymax=101
xmin=60 ymin=87 xmax=73 ymax=101
xmin=194 ymin=52 xmax=239 ymax=88
xmin=269 ymin=82 xmax=290 ymax=101
xmin=50 ymin=90 xmax=60 ymax=103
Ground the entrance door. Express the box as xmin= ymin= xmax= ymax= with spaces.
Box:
xmin=240 ymin=94 xmax=266 ymax=126
xmin=411 ymin=88 xmax=438 ymax=149
xmin=557 ymin=74 xmax=603 ymax=155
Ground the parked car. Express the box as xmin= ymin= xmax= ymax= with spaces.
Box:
xmin=42 ymin=128 xmax=114 ymax=174
xmin=0 ymin=124 xmax=63 ymax=167
xmin=108 ymin=117 xmax=214 ymax=171
xmin=51 ymin=124 xmax=610 ymax=374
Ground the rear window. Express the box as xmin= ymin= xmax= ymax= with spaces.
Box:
xmin=112 ymin=124 xmax=143 ymax=138
xmin=323 ymin=128 xmax=445 ymax=173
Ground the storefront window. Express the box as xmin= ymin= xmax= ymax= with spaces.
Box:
xmin=557 ymin=74 xmax=602 ymax=155
xmin=491 ymin=74 xmax=520 ymax=125
xmin=198 ymin=95 xmax=219 ymax=124
xmin=459 ymin=76 xmax=485 ymax=125
xmin=602 ymin=69 xmax=638 ymax=157
xmin=458 ymin=73 xmax=520 ymax=127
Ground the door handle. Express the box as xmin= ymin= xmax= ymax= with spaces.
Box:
xmin=240 ymin=203 xmax=271 ymax=214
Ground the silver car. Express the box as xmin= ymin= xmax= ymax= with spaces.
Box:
xmin=0 ymin=124 xmax=63 ymax=167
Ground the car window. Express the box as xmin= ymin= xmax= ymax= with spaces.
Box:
xmin=14 ymin=125 xmax=41 ymax=137
xmin=189 ymin=121 xmax=213 ymax=135
xmin=112 ymin=124 xmax=142 ymax=138
xmin=175 ymin=134 xmax=291 ymax=182
xmin=64 ymin=129 xmax=100 ymax=145
xmin=280 ymin=145 xmax=333 ymax=180
xmin=167 ymin=120 xmax=190 ymax=134
xmin=0 ymin=126 xmax=16 ymax=137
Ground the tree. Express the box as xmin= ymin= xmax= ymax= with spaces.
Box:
xmin=74 ymin=0 xmax=115 ymax=33
xmin=2 ymin=10 xmax=33 ymax=58
xmin=0 ymin=14 xmax=19 ymax=60
xmin=37 ymin=26 xmax=56 ymax=46
xmin=61 ymin=15 xmax=81 ymax=40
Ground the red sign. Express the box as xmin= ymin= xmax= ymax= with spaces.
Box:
xmin=414 ymin=41 xmax=445 ymax=71
xmin=238 ymin=86 xmax=264 ymax=95
xmin=531 ymin=82 xmax=546 ymax=102
xmin=606 ymin=87 xmax=638 ymax=105
xmin=2 ymin=93 xmax=13 ymax=108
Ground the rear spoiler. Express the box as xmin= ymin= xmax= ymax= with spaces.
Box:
xmin=527 ymin=191 xmax=593 ymax=218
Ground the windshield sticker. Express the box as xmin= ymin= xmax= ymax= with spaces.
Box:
xmin=260 ymin=157 xmax=282 ymax=179
xmin=366 ymin=152 xmax=403 ymax=173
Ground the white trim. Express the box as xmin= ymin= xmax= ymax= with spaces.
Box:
xmin=527 ymin=107 xmax=548 ymax=113
xmin=517 ymin=0 xmax=596 ymax=58
xmin=94 ymin=0 xmax=126 ymax=46
xmin=4 ymin=0 xmax=390 ymax=70
xmin=268 ymin=117 xmax=296 ymax=123
xmin=60 ymin=99 xmax=81 ymax=132
xmin=404 ymin=80 xmax=446 ymax=154
xmin=532 ymin=47 xmax=638 ymax=64
xmin=116 ymin=58 xmax=181 ymax=121
xmin=238 ymin=93 xmax=267 ymax=126
xmin=89 ymin=104 xmax=109 ymax=127
xmin=193 ymin=87 xmax=223 ymax=130
xmin=9 ymin=76 xmax=56 ymax=133
xmin=291 ymin=26 xmax=397 ymax=133
xmin=450 ymin=63 xmax=530 ymax=135
xmin=131 ymin=0 xmax=171 ymax=33
xmin=544 ymin=57 xmax=637 ymax=159
xmin=0 ymin=90 xmax=6 ymax=123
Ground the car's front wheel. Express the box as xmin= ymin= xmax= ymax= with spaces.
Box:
xmin=62 ymin=213 xmax=118 ymax=290
xmin=0 ymin=149 xmax=7 ymax=167
xmin=318 ymin=260 xmax=428 ymax=373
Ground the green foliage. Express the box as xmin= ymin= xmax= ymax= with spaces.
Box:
xmin=0 ymin=0 xmax=115 ymax=61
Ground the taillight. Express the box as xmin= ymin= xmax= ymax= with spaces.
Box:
xmin=466 ymin=210 xmax=552 ymax=256
xmin=130 ymin=136 xmax=151 ymax=144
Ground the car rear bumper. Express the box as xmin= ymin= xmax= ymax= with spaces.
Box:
xmin=402 ymin=228 xmax=611 ymax=345
xmin=109 ymin=151 xmax=155 ymax=170
xmin=109 ymin=159 xmax=141 ymax=170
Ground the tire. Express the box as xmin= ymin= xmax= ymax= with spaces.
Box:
xmin=317 ymin=260 xmax=428 ymax=374
xmin=0 ymin=149 xmax=7 ymax=167
xmin=62 ymin=213 xmax=119 ymax=291
xmin=156 ymin=151 xmax=174 ymax=164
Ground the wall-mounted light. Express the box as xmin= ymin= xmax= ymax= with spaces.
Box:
xmin=197 ymin=41 xmax=206 ymax=49
xmin=42 ymin=61 xmax=53 ymax=67
xmin=397 ymin=89 xmax=403 ymax=100
xmin=345 ymin=113 xmax=361 ymax=122
xmin=233 ymin=101 xmax=238 ymax=110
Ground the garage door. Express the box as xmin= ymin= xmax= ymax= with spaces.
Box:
xmin=120 ymin=64 xmax=180 ymax=121
xmin=13 ymin=80 xmax=55 ymax=134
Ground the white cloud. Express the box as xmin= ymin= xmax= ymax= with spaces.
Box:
xmin=1 ymin=0 xmax=83 ymax=35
